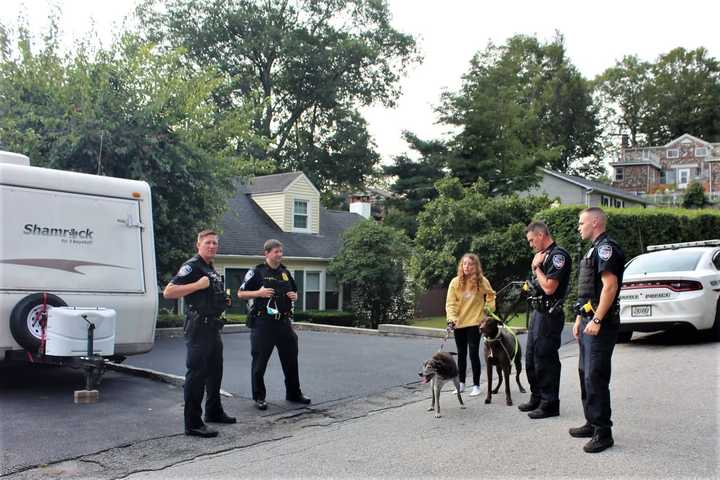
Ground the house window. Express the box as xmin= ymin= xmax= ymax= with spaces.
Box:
xmin=695 ymin=147 xmax=707 ymax=157
xmin=325 ymin=274 xmax=339 ymax=310
xmin=660 ymin=170 xmax=667 ymax=183
xmin=614 ymin=198 xmax=624 ymax=208
xmin=615 ymin=167 xmax=624 ymax=181
xmin=667 ymin=149 xmax=679 ymax=159
xmin=305 ymin=271 xmax=320 ymax=310
xmin=293 ymin=199 xmax=308 ymax=230
xmin=678 ymin=168 xmax=690 ymax=188
xmin=601 ymin=195 xmax=611 ymax=207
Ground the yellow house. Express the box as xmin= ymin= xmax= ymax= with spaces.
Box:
xmin=215 ymin=172 xmax=365 ymax=314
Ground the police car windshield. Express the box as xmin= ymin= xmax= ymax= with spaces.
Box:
xmin=625 ymin=250 xmax=703 ymax=275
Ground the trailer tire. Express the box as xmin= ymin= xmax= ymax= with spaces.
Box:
xmin=10 ymin=293 xmax=67 ymax=351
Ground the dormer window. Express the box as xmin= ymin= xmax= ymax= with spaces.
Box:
xmin=293 ymin=199 xmax=309 ymax=231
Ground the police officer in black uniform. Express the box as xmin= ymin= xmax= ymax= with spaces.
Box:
xmin=571 ymin=207 xmax=625 ymax=453
xmin=163 ymin=230 xmax=235 ymax=438
xmin=518 ymin=221 xmax=572 ymax=419
xmin=237 ymin=239 xmax=311 ymax=411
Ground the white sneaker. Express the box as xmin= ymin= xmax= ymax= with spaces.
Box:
xmin=452 ymin=383 xmax=465 ymax=394
xmin=469 ymin=385 xmax=481 ymax=396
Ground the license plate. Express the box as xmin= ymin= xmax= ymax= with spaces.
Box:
xmin=631 ymin=305 xmax=652 ymax=317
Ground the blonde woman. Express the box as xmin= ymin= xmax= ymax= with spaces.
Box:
xmin=445 ymin=253 xmax=496 ymax=397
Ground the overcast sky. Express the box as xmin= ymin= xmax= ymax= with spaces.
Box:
xmin=3 ymin=0 xmax=719 ymax=163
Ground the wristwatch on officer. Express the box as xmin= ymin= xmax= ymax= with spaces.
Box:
xmin=592 ymin=317 xmax=602 ymax=325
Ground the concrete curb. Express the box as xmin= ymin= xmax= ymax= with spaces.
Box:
xmin=155 ymin=322 xmax=526 ymax=339
xmin=106 ymin=362 xmax=233 ymax=398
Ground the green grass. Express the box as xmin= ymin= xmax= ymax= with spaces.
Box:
xmin=411 ymin=313 xmax=529 ymax=330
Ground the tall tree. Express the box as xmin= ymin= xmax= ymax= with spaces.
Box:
xmin=382 ymin=131 xmax=448 ymax=236
xmin=594 ymin=55 xmax=652 ymax=147
xmin=595 ymin=48 xmax=720 ymax=147
xmin=0 ymin=22 xmax=264 ymax=280
xmin=644 ymin=47 xmax=720 ymax=144
xmin=439 ymin=33 xmax=602 ymax=192
xmin=137 ymin=0 xmax=420 ymax=195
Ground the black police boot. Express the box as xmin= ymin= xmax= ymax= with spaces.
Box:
xmin=204 ymin=412 xmax=237 ymax=424
xmin=518 ymin=397 xmax=540 ymax=412
xmin=255 ymin=399 xmax=268 ymax=411
xmin=185 ymin=425 xmax=219 ymax=438
xmin=583 ymin=428 xmax=614 ymax=453
xmin=569 ymin=422 xmax=594 ymax=438
xmin=527 ymin=400 xmax=559 ymax=419
xmin=286 ymin=394 xmax=311 ymax=405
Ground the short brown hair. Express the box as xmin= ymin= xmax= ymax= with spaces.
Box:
xmin=197 ymin=230 xmax=218 ymax=242
xmin=580 ymin=207 xmax=607 ymax=224
xmin=263 ymin=239 xmax=283 ymax=253
xmin=525 ymin=221 xmax=550 ymax=236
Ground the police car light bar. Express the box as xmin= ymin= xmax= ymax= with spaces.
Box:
xmin=646 ymin=239 xmax=720 ymax=252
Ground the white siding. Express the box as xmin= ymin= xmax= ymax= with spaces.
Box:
xmin=251 ymin=193 xmax=286 ymax=230
xmin=285 ymin=175 xmax=320 ymax=234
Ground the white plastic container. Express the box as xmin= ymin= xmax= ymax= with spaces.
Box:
xmin=46 ymin=307 xmax=116 ymax=356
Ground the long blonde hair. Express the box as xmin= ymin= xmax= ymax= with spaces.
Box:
xmin=457 ymin=253 xmax=484 ymax=292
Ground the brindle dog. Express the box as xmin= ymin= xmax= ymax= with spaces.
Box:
xmin=479 ymin=318 xmax=526 ymax=406
xmin=418 ymin=351 xmax=466 ymax=418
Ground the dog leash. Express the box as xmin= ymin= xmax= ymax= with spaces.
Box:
xmin=483 ymin=308 xmax=520 ymax=364
xmin=439 ymin=323 xmax=454 ymax=351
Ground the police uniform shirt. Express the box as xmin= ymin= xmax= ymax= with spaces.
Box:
xmin=540 ymin=243 xmax=572 ymax=300
xmin=170 ymin=255 xmax=222 ymax=310
xmin=240 ymin=263 xmax=297 ymax=314
xmin=582 ymin=233 xmax=625 ymax=306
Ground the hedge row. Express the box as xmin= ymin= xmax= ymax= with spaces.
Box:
xmin=534 ymin=206 xmax=720 ymax=317
xmin=536 ymin=206 xmax=720 ymax=262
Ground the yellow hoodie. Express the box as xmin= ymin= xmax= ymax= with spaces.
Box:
xmin=445 ymin=275 xmax=497 ymax=328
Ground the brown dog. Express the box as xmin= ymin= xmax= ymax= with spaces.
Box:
xmin=479 ymin=318 xmax=526 ymax=406
xmin=419 ymin=351 xmax=466 ymax=418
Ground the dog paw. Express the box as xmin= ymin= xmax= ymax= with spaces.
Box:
xmin=460 ymin=405 xmax=466 ymax=409
xmin=427 ymin=407 xmax=434 ymax=412
xmin=519 ymin=388 xmax=527 ymax=393
xmin=506 ymin=400 xmax=513 ymax=406
xmin=484 ymin=398 xmax=491 ymax=404
xmin=434 ymin=413 xmax=442 ymax=418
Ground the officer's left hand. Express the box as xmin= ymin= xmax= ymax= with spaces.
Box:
xmin=583 ymin=321 xmax=601 ymax=336
xmin=287 ymin=291 xmax=298 ymax=301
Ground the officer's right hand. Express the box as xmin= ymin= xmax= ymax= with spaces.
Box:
xmin=195 ymin=276 xmax=210 ymax=290
xmin=257 ymin=287 xmax=275 ymax=298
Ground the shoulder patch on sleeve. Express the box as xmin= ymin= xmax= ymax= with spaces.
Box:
xmin=552 ymin=254 xmax=566 ymax=269
xmin=178 ymin=264 xmax=192 ymax=277
xmin=598 ymin=244 xmax=613 ymax=261
xmin=240 ymin=269 xmax=255 ymax=290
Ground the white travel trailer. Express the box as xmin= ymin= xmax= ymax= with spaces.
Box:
xmin=0 ymin=151 xmax=158 ymax=361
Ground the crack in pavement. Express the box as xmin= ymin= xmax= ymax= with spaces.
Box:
xmin=110 ymin=435 xmax=293 ymax=480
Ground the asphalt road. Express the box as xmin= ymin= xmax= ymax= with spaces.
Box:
xmin=126 ymin=329 xmax=720 ymax=479
xmin=3 ymin=327 xmax=549 ymax=477
xmin=125 ymin=328 xmax=573 ymax=407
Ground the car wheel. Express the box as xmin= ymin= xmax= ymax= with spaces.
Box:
xmin=10 ymin=293 xmax=67 ymax=352
xmin=616 ymin=331 xmax=633 ymax=343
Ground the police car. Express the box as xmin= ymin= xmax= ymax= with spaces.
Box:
xmin=618 ymin=240 xmax=720 ymax=342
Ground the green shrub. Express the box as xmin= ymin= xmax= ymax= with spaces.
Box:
xmin=293 ymin=310 xmax=357 ymax=327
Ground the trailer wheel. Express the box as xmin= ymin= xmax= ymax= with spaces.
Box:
xmin=10 ymin=293 xmax=67 ymax=351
